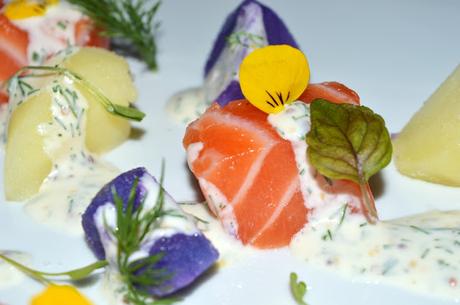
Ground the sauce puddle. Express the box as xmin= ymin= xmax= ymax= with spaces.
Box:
xmin=291 ymin=209 xmax=460 ymax=301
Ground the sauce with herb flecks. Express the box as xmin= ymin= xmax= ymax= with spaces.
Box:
xmin=9 ymin=2 xmax=83 ymax=65
xmin=268 ymin=102 xmax=460 ymax=301
xmin=165 ymin=87 xmax=208 ymax=124
xmin=291 ymin=210 xmax=460 ymax=301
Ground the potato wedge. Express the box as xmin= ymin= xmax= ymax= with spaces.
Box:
xmin=4 ymin=47 xmax=138 ymax=201
xmin=5 ymin=91 xmax=53 ymax=200
xmin=394 ymin=65 xmax=460 ymax=185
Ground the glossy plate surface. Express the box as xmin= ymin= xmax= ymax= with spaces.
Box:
xmin=1 ymin=0 xmax=460 ymax=304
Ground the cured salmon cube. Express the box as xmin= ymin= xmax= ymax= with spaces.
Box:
xmin=184 ymin=82 xmax=369 ymax=248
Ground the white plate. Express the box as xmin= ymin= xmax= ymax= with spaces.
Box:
xmin=1 ymin=0 xmax=460 ymax=304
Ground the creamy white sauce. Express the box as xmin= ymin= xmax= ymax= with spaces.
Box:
xmin=100 ymin=270 xmax=126 ymax=305
xmin=165 ymin=87 xmax=207 ymax=125
xmin=0 ymin=103 xmax=9 ymax=146
xmin=268 ymin=102 xmax=460 ymax=301
xmin=197 ymin=177 xmax=238 ymax=237
xmin=6 ymin=50 xmax=120 ymax=235
xmin=268 ymin=101 xmax=310 ymax=142
xmin=0 ymin=251 xmax=30 ymax=288
xmin=291 ymin=210 xmax=460 ymax=301
xmin=166 ymin=2 xmax=268 ymax=124
xmin=10 ymin=2 xmax=84 ymax=65
xmin=181 ymin=203 xmax=259 ymax=267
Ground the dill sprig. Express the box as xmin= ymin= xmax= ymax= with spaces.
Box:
xmin=68 ymin=0 xmax=161 ymax=71
xmin=110 ymin=165 xmax=178 ymax=305
xmin=9 ymin=66 xmax=145 ymax=121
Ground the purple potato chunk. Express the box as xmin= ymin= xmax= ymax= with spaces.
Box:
xmin=205 ymin=0 xmax=298 ymax=75
xmin=203 ymin=0 xmax=298 ymax=106
xmin=214 ymin=80 xmax=244 ymax=105
xmin=81 ymin=167 xmax=219 ymax=297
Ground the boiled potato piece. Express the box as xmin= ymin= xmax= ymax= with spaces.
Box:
xmin=394 ymin=65 xmax=460 ymax=186
xmin=5 ymin=91 xmax=52 ymax=200
xmin=4 ymin=47 xmax=138 ymax=201
xmin=61 ymin=47 xmax=138 ymax=154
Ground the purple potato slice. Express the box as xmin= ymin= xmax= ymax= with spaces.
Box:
xmin=203 ymin=0 xmax=299 ymax=106
xmin=82 ymin=167 xmax=219 ymax=297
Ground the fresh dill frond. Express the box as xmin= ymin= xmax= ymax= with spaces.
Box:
xmin=110 ymin=165 xmax=179 ymax=305
xmin=68 ymin=0 xmax=161 ymax=71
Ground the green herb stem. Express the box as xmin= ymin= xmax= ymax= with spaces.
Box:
xmin=12 ymin=66 xmax=145 ymax=121
xmin=0 ymin=253 xmax=107 ymax=284
xmin=359 ymin=182 xmax=378 ymax=224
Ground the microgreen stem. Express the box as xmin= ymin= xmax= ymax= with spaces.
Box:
xmin=359 ymin=182 xmax=378 ymax=224
xmin=11 ymin=66 xmax=145 ymax=121
xmin=0 ymin=253 xmax=107 ymax=284
xmin=0 ymin=253 xmax=51 ymax=285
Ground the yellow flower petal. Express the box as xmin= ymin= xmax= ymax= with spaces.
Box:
xmin=30 ymin=285 xmax=94 ymax=305
xmin=239 ymin=45 xmax=310 ymax=114
xmin=4 ymin=0 xmax=59 ymax=20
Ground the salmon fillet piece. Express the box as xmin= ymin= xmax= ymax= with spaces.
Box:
xmin=184 ymin=82 xmax=367 ymax=248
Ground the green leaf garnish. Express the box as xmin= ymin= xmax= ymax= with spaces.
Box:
xmin=306 ymin=99 xmax=392 ymax=222
xmin=11 ymin=66 xmax=145 ymax=121
xmin=110 ymin=163 xmax=179 ymax=305
xmin=290 ymin=272 xmax=309 ymax=305
xmin=0 ymin=253 xmax=107 ymax=285
xmin=68 ymin=0 xmax=161 ymax=71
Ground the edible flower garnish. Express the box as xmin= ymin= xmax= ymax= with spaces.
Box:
xmin=4 ymin=0 xmax=59 ymax=20
xmin=67 ymin=0 xmax=161 ymax=71
xmin=8 ymin=66 xmax=145 ymax=121
xmin=306 ymin=99 xmax=392 ymax=223
xmin=290 ymin=272 xmax=309 ymax=305
xmin=239 ymin=45 xmax=309 ymax=114
xmin=31 ymin=285 xmax=94 ymax=305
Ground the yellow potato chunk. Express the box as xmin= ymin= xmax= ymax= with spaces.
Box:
xmin=4 ymin=47 xmax=138 ymax=201
xmin=61 ymin=47 xmax=138 ymax=154
xmin=394 ymin=65 xmax=460 ymax=186
xmin=5 ymin=91 xmax=53 ymax=200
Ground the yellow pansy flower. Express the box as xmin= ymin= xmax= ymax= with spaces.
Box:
xmin=4 ymin=0 xmax=59 ymax=20
xmin=30 ymin=285 xmax=94 ymax=305
xmin=239 ymin=45 xmax=310 ymax=114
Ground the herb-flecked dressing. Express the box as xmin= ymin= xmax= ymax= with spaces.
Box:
xmin=269 ymin=102 xmax=460 ymax=301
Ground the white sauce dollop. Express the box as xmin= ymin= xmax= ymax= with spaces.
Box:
xmin=165 ymin=87 xmax=207 ymax=125
xmin=10 ymin=2 xmax=84 ymax=65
